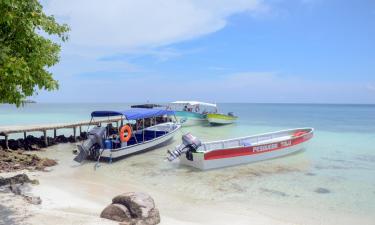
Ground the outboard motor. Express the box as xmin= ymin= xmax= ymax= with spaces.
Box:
xmin=167 ymin=133 xmax=201 ymax=161
xmin=74 ymin=126 xmax=106 ymax=163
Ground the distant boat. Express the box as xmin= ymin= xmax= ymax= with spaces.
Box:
xmin=74 ymin=108 xmax=181 ymax=163
xmin=206 ymin=112 xmax=238 ymax=125
xmin=167 ymin=128 xmax=314 ymax=170
xmin=131 ymin=103 xmax=163 ymax=109
xmin=167 ymin=101 xmax=217 ymax=126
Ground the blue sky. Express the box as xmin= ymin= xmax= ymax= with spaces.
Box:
xmin=37 ymin=0 xmax=375 ymax=103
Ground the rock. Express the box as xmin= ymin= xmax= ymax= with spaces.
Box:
xmin=102 ymin=192 xmax=160 ymax=225
xmin=10 ymin=184 xmax=23 ymax=195
xmin=110 ymin=192 xmax=160 ymax=225
xmin=0 ymin=174 xmax=31 ymax=186
xmin=55 ymin=135 xmax=68 ymax=143
xmin=315 ymin=187 xmax=331 ymax=194
xmin=8 ymin=139 xmax=21 ymax=150
xmin=13 ymin=163 xmax=21 ymax=170
xmin=119 ymin=221 xmax=135 ymax=225
xmin=137 ymin=208 xmax=160 ymax=225
xmin=30 ymin=144 xmax=40 ymax=150
xmin=101 ymin=204 xmax=132 ymax=222
xmin=24 ymin=195 xmax=42 ymax=205
xmin=41 ymin=158 xmax=57 ymax=167
xmin=30 ymin=179 xmax=39 ymax=185
xmin=112 ymin=192 xmax=156 ymax=218
xmin=67 ymin=135 xmax=76 ymax=143
xmin=0 ymin=150 xmax=57 ymax=172
xmin=35 ymin=158 xmax=57 ymax=171
xmin=80 ymin=132 xmax=88 ymax=139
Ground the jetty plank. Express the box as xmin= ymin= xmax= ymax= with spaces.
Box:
xmin=0 ymin=117 xmax=122 ymax=135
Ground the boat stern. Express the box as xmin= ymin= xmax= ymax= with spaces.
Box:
xmin=179 ymin=152 xmax=206 ymax=170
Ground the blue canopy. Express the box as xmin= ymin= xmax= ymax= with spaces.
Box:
xmin=91 ymin=108 xmax=174 ymax=120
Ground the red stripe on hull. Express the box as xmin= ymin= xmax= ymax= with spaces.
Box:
xmin=204 ymin=133 xmax=313 ymax=160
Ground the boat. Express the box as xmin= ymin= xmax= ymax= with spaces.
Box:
xmin=131 ymin=103 xmax=163 ymax=109
xmin=167 ymin=101 xmax=217 ymax=126
xmin=74 ymin=108 xmax=181 ymax=163
xmin=167 ymin=128 xmax=314 ymax=170
xmin=206 ymin=112 xmax=238 ymax=125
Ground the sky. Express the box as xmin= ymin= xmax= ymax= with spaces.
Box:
xmin=36 ymin=0 xmax=375 ymax=104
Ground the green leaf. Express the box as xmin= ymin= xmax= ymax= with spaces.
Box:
xmin=0 ymin=0 xmax=69 ymax=107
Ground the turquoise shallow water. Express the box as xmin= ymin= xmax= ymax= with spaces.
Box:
xmin=1 ymin=103 xmax=375 ymax=223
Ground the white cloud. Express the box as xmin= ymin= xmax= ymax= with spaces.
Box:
xmin=44 ymin=0 xmax=264 ymax=48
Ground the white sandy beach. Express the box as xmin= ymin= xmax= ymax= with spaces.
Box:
xmin=0 ymin=172 xmax=293 ymax=225
xmin=1 ymin=142 xmax=374 ymax=225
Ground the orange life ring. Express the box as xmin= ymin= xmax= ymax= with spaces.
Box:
xmin=120 ymin=125 xmax=132 ymax=142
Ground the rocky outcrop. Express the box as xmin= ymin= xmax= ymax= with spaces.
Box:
xmin=0 ymin=174 xmax=42 ymax=205
xmin=0 ymin=132 xmax=88 ymax=151
xmin=0 ymin=150 xmax=57 ymax=172
xmin=0 ymin=174 xmax=35 ymax=186
xmin=101 ymin=192 xmax=160 ymax=225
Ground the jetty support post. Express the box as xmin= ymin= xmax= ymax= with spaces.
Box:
xmin=24 ymin=132 xmax=27 ymax=140
xmin=79 ymin=126 xmax=82 ymax=136
xmin=43 ymin=130 xmax=48 ymax=147
xmin=54 ymin=129 xmax=57 ymax=139
xmin=73 ymin=126 xmax=77 ymax=142
xmin=4 ymin=134 xmax=9 ymax=150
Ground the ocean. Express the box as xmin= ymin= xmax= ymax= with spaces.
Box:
xmin=1 ymin=103 xmax=375 ymax=224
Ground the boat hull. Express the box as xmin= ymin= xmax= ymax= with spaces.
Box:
xmin=206 ymin=113 xmax=237 ymax=125
xmin=175 ymin=111 xmax=206 ymax=126
xmin=179 ymin=128 xmax=313 ymax=170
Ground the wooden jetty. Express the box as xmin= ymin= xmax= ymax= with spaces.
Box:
xmin=0 ymin=117 xmax=122 ymax=149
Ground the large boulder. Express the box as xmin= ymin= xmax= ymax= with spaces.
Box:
xmin=112 ymin=192 xmax=156 ymax=218
xmin=101 ymin=204 xmax=132 ymax=222
xmin=101 ymin=192 xmax=160 ymax=225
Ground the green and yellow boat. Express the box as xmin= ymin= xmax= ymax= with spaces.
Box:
xmin=206 ymin=112 xmax=238 ymax=125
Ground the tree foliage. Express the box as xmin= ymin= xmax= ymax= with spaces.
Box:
xmin=0 ymin=0 xmax=69 ymax=106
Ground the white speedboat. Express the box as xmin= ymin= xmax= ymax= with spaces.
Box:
xmin=167 ymin=101 xmax=217 ymax=126
xmin=74 ymin=108 xmax=181 ymax=162
xmin=167 ymin=128 xmax=314 ymax=170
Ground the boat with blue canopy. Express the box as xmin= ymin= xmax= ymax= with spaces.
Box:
xmin=74 ymin=108 xmax=181 ymax=163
